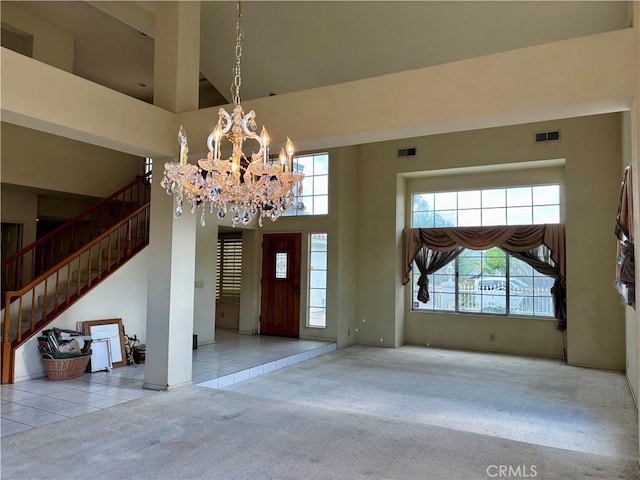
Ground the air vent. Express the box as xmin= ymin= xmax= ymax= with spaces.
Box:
xmin=535 ymin=130 xmax=560 ymax=143
xmin=397 ymin=147 xmax=417 ymax=157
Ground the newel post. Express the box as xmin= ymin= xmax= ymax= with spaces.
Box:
xmin=2 ymin=293 xmax=14 ymax=384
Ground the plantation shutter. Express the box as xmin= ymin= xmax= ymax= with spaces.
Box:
xmin=217 ymin=235 xmax=242 ymax=299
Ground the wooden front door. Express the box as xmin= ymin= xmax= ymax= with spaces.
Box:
xmin=261 ymin=233 xmax=301 ymax=337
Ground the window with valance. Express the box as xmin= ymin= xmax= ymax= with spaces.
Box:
xmin=402 ymin=224 xmax=566 ymax=331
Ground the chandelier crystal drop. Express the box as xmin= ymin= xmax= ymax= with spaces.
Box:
xmin=160 ymin=1 xmax=304 ymax=227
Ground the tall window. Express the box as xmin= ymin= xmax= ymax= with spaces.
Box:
xmin=284 ymin=153 xmax=329 ymax=216
xmin=144 ymin=157 xmax=153 ymax=183
xmin=216 ymin=234 xmax=242 ymax=299
xmin=411 ymin=184 xmax=559 ymax=317
xmin=308 ymin=233 xmax=327 ymax=327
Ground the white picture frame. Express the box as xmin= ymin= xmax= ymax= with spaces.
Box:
xmin=90 ymin=338 xmax=112 ymax=372
xmin=82 ymin=318 xmax=127 ymax=368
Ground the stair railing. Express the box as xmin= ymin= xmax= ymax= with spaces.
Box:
xmin=1 ymin=203 xmax=150 ymax=384
xmin=1 ymin=174 xmax=150 ymax=297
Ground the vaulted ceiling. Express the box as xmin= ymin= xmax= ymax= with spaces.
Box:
xmin=3 ymin=1 xmax=631 ymax=108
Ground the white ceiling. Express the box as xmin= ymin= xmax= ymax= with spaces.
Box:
xmin=3 ymin=1 xmax=631 ymax=107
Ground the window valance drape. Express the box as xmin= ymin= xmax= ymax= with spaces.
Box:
xmin=402 ymin=224 xmax=566 ymax=330
xmin=614 ymin=165 xmax=635 ymax=308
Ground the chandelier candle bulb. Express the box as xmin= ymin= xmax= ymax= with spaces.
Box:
xmin=286 ymin=137 xmax=294 ymax=172
xmin=178 ymin=126 xmax=188 ymax=165
xmin=261 ymin=127 xmax=269 ymax=164
xmin=212 ymin=125 xmax=222 ymax=161
xmin=279 ymin=148 xmax=287 ymax=172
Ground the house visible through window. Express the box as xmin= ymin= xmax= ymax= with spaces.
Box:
xmin=411 ymin=185 xmax=560 ymax=317
xmin=283 ymin=153 xmax=329 ymax=216
xmin=216 ymin=234 xmax=242 ymax=299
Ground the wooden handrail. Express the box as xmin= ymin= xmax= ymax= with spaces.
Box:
xmin=1 ymin=174 xmax=150 ymax=295
xmin=3 ymin=204 xmax=150 ymax=301
xmin=1 ymin=203 xmax=150 ymax=384
xmin=2 ymin=174 xmax=149 ymax=267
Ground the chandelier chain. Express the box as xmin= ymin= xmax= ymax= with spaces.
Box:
xmin=232 ymin=1 xmax=243 ymax=105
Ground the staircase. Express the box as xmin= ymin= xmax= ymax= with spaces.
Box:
xmin=1 ymin=175 xmax=151 ymax=384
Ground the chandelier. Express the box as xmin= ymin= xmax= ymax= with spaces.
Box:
xmin=160 ymin=1 xmax=304 ymax=227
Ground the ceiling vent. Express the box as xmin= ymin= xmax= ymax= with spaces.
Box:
xmin=397 ymin=147 xmax=417 ymax=157
xmin=535 ymin=130 xmax=560 ymax=143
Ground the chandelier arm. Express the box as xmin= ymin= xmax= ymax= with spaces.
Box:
xmin=219 ymin=108 xmax=233 ymax=135
xmin=240 ymin=110 xmax=268 ymax=163
xmin=240 ymin=111 xmax=256 ymax=135
xmin=241 ymin=121 xmax=261 ymax=153
xmin=206 ymin=133 xmax=215 ymax=153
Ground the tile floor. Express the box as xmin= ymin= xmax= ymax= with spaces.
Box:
xmin=1 ymin=329 xmax=336 ymax=437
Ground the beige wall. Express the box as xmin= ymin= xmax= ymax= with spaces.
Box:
xmin=635 ymin=8 xmax=640 ymax=464
xmin=1 ymin=186 xmax=38 ymax=247
xmin=194 ymin=222 xmax=218 ymax=345
xmin=37 ymin=196 xmax=95 ymax=221
xmin=335 ymin=146 xmax=359 ymax=348
xmin=564 ymin=114 xmax=624 ymax=369
xmin=622 ymin=110 xmax=638 ymax=402
xmin=144 ymin=169 xmax=197 ymax=389
xmin=1 ymin=2 xmax=73 ymax=72
xmin=13 ymin=247 xmax=149 ymax=382
xmin=357 ymin=114 xmax=624 ymax=369
xmin=1 ymin=123 xmax=144 ymax=198
xmin=239 ymin=229 xmax=261 ymax=335
xmin=404 ymin=166 xmax=566 ymax=359
xmin=2 ymin=15 xmax=635 ymax=162
xmin=1 ymin=48 xmax=176 ymax=159
xmin=179 ymin=27 xmax=636 ymax=157
xmin=216 ymin=302 xmax=239 ymax=330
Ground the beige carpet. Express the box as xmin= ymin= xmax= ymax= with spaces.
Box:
xmin=2 ymin=346 xmax=638 ymax=480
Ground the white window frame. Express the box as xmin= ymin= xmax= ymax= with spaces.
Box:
xmin=307 ymin=233 xmax=327 ymax=328
xmin=412 ymin=184 xmax=560 ymax=228
xmin=283 ymin=152 xmax=329 ymax=216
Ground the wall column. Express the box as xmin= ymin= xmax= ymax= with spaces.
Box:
xmin=195 ymin=223 xmax=218 ymax=346
xmin=239 ymin=229 xmax=261 ymax=335
xmin=144 ymin=171 xmax=197 ymax=390
xmin=153 ymin=1 xmax=200 ymax=113
xmin=144 ymin=1 xmax=200 ymax=390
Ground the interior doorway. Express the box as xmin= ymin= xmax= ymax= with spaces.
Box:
xmin=1 ymin=222 xmax=23 ymax=291
xmin=261 ymin=233 xmax=301 ymax=337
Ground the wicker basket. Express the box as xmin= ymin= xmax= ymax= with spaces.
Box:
xmin=41 ymin=354 xmax=91 ymax=381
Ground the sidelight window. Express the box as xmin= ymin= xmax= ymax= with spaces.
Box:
xmin=308 ymin=233 xmax=327 ymax=327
